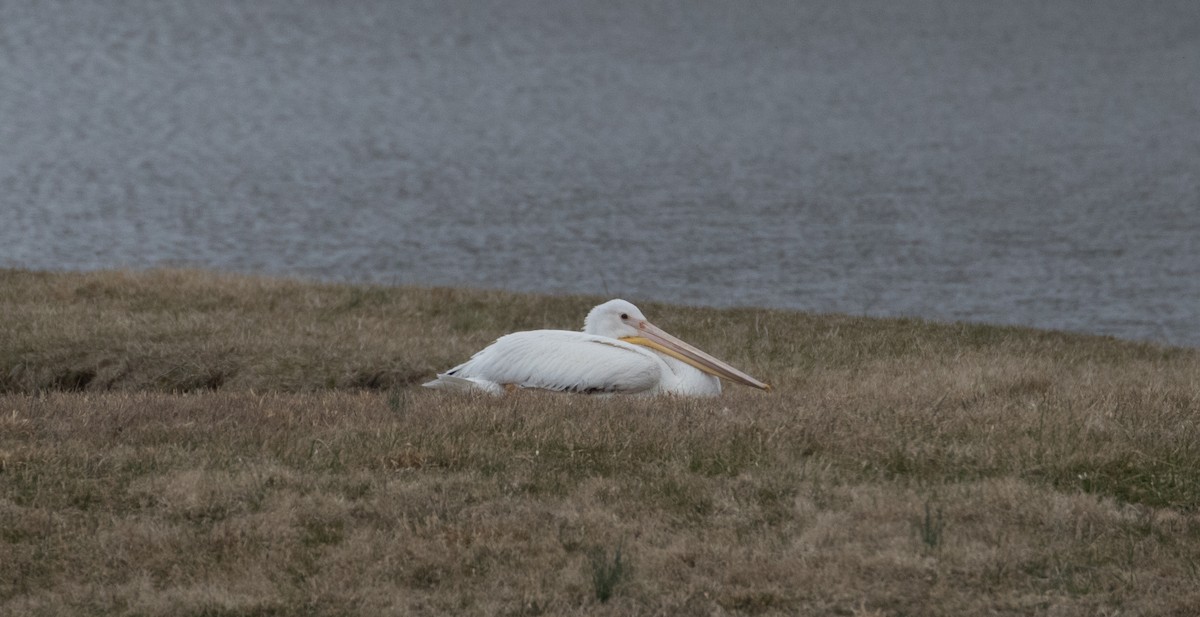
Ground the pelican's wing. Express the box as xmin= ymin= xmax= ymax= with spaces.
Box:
xmin=424 ymin=330 xmax=663 ymax=394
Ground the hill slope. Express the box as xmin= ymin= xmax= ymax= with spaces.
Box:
xmin=2 ymin=269 xmax=1198 ymax=615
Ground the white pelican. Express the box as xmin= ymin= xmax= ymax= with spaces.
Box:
xmin=422 ymin=299 xmax=771 ymax=396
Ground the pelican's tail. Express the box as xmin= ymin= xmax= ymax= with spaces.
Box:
xmin=421 ymin=374 xmax=505 ymax=395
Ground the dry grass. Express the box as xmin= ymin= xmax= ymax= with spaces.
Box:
xmin=2 ymin=268 xmax=1199 ymax=616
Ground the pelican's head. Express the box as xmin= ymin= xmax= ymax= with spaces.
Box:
xmin=582 ymin=299 xmax=771 ymax=391
xmin=583 ymin=299 xmax=645 ymax=339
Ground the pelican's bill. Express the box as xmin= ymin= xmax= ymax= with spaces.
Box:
xmin=620 ymin=320 xmax=771 ymax=391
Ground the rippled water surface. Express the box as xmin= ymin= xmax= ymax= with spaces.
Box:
xmin=3 ymin=1 xmax=1198 ymax=345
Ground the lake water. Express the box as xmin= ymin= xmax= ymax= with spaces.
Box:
xmin=3 ymin=1 xmax=1197 ymax=346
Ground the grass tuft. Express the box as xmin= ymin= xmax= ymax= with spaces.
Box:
xmin=587 ymin=545 xmax=630 ymax=603
xmin=919 ymin=499 xmax=946 ymax=552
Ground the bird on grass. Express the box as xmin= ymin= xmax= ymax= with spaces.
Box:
xmin=423 ymin=299 xmax=771 ymax=396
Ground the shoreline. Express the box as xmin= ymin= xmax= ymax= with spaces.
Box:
xmin=5 ymin=264 xmax=1192 ymax=351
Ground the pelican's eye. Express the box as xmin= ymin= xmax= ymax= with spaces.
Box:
xmin=620 ymin=313 xmax=629 ymax=320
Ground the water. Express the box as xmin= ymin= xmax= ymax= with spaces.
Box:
xmin=2 ymin=1 xmax=1198 ymax=346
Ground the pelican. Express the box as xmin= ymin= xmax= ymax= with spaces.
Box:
xmin=422 ymin=299 xmax=771 ymax=396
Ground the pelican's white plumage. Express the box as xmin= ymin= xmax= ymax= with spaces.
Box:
xmin=429 ymin=331 xmax=669 ymax=394
xmin=423 ymin=299 xmax=770 ymax=396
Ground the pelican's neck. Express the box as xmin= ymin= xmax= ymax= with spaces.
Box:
xmin=653 ymin=350 xmax=722 ymax=396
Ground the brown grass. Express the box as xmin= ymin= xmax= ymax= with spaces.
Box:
xmin=1 ymin=268 xmax=1198 ymax=616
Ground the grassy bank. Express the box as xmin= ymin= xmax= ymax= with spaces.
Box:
xmin=2 ymin=269 xmax=1198 ymax=616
